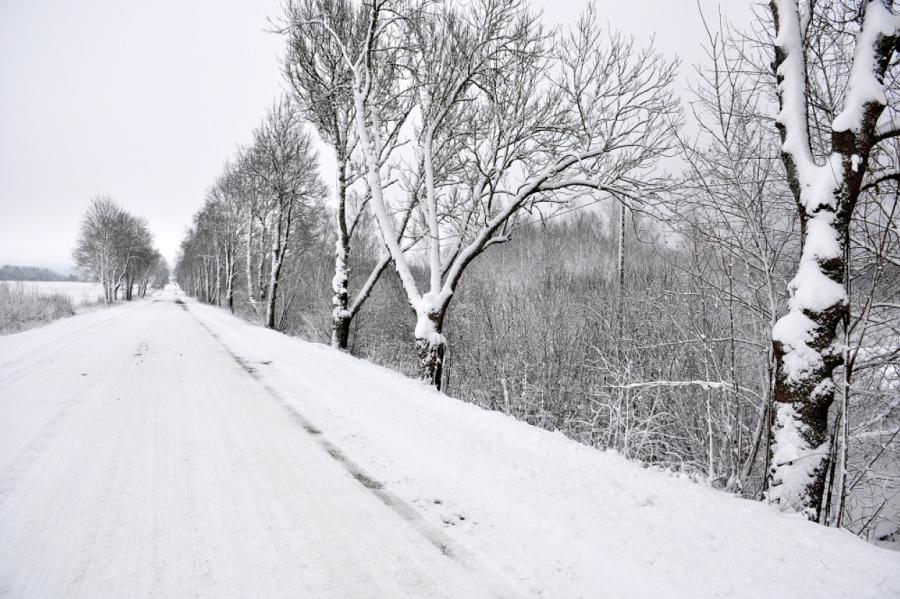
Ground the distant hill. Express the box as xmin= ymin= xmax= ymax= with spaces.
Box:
xmin=0 ymin=265 xmax=82 ymax=282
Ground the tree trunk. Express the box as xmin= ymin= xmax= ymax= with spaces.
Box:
xmin=245 ymin=217 xmax=259 ymax=318
xmin=616 ymin=201 xmax=626 ymax=355
xmin=332 ymin=309 xmax=351 ymax=349
xmin=215 ymin=251 xmax=222 ymax=307
xmin=226 ymin=259 xmax=235 ymax=314
xmin=265 ymin=251 xmax=282 ymax=329
xmin=331 ymin=157 xmax=352 ymax=350
xmin=257 ymin=234 xmax=267 ymax=302
xmin=265 ymin=199 xmax=287 ymax=330
xmin=415 ymin=307 xmax=447 ymax=390
xmin=416 ymin=336 xmax=446 ymax=389
xmin=767 ymin=184 xmax=848 ymax=520
xmin=201 ymin=258 xmax=210 ymax=303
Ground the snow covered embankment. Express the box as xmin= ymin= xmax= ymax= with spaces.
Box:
xmin=188 ymin=299 xmax=900 ymax=599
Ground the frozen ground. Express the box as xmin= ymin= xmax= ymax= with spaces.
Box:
xmin=0 ymin=280 xmax=104 ymax=306
xmin=0 ymin=287 xmax=898 ymax=598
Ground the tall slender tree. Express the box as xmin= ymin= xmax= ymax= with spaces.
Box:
xmin=245 ymin=100 xmax=326 ymax=329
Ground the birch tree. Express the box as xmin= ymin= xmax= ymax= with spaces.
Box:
xmin=234 ymin=151 xmax=272 ymax=321
xmin=765 ymin=0 xmax=900 ymax=520
xmin=74 ymin=197 xmax=121 ymax=303
xmin=282 ymin=0 xmax=413 ymax=349
xmin=245 ymin=100 xmax=326 ymax=329
xmin=206 ymin=163 xmax=248 ymax=313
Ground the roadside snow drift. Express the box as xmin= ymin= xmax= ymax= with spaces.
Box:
xmin=1 ymin=290 xmax=898 ymax=598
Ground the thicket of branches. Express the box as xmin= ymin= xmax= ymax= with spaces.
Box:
xmin=176 ymin=0 xmax=900 ymax=545
xmin=73 ymin=196 xmax=168 ymax=302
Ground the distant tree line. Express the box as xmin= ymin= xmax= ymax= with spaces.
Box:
xmin=175 ymin=0 xmax=899 ymax=542
xmin=73 ymin=196 xmax=168 ymax=303
xmin=0 ymin=265 xmax=82 ymax=282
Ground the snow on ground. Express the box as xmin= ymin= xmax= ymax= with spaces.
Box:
xmin=1 ymin=288 xmax=898 ymax=598
xmin=0 ymin=280 xmax=104 ymax=306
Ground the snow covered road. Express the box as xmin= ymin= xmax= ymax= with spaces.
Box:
xmin=0 ymin=295 xmax=493 ymax=598
xmin=1 ymin=291 xmax=900 ymax=598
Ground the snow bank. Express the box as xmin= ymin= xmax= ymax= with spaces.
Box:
xmin=188 ymin=299 xmax=900 ymax=599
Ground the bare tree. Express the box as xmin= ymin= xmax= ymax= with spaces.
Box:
xmin=355 ymin=1 xmax=679 ymax=387
xmin=73 ymin=197 xmax=159 ymax=303
xmin=244 ymin=100 xmax=326 ymax=329
xmin=73 ymin=196 xmax=121 ymax=303
xmin=204 ymin=163 xmax=249 ymax=313
xmin=282 ymin=0 xmax=413 ymax=349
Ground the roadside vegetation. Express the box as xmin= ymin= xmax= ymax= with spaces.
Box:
xmin=0 ymin=283 xmax=77 ymax=334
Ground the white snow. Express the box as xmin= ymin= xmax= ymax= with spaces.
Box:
xmin=331 ymin=239 xmax=348 ymax=296
xmin=413 ymin=314 xmax=446 ymax=346
xmin=787 ymin=255 xmax=845 ymax=314
xmin=771 ymin=311 xmax=824 ymax=383
xmin=766 ymin=401 xmax=830 ymax=518
xmin=770 ymin=211 xmax=847 ymax=385
xmin=831 ymin=2 xmax=900 ymax=133
xmin=1 ymin=290 xmax=899 ymax=598
xmin=773 ymin=0 xmax=817 ymax=177
xmin=771 ymin=212 xmax=846 ymax=384
xmin=802 ymin=153 xmax=844 ymax=212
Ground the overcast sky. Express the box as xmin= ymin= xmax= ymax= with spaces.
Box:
xmin=0 ymin=0 xmax=753 ymax=273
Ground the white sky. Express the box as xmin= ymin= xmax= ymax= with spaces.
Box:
xmin=0 ymin=0 xmax=753 ymax=273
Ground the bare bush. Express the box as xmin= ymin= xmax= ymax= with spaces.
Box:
xmin=0 ymin=283 xmax=76 ymax=334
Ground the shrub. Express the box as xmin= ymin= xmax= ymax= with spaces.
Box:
xmin=0 ymin=283 xmax=76 ymax=334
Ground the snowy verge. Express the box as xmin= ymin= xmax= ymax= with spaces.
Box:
xmin=187 ymin=300 xmax=900 ymax=599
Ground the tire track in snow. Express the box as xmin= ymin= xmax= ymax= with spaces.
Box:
xmin=178 ymin=299 xmax=509 ymax=597
xmin=0 ymin=311 xmax=149 ymax=506
xmin=0 ymin=301 xmax=148 ymax=386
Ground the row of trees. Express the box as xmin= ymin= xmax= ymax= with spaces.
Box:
xmin=74 ymin=197 xmax=168 ymax=302
xmin=175 ymin=100 xmax=325 ymax=329
xmin=176 ymin=0 xmax=900 ymax=539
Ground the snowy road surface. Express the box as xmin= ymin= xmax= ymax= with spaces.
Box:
xmin=1 ymin=291 xmax=899 ymax=598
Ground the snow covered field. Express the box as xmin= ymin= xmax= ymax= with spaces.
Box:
xmin=0 ymin=289 xmax=898 ymax=598
xmin=0 ymin=280 xmax=104 ymax=306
